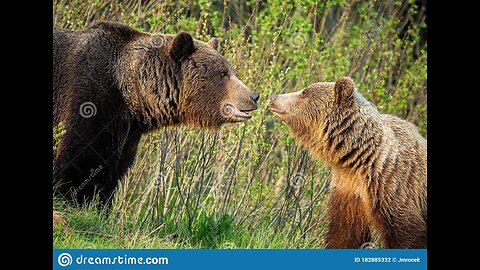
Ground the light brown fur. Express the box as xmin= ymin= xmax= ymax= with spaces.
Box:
xmin=269 ymin=76 xmax=427 ymax=248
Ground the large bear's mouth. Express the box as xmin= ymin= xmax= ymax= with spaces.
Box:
xmin=223 ymin=102 xmax=256 ymax=121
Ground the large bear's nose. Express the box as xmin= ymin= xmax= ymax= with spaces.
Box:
xmin=251 ymin=92 xmax=260 ymax=102
xmin=271 ymin=94 xmax=278 ymax=101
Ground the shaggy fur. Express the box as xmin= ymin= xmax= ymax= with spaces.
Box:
xmin=53 ymin=22 xmax=259 ymax=208
xmin=269 ymin=76 xmax=427 ymax=248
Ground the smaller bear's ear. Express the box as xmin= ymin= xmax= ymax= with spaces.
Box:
xmin=207 ymin=37 xmax=219 ymax=50
xmin=170 ymin=31 xmax=196 ymax=62
xmin=334 ymin=76 xmax=355 ymax=104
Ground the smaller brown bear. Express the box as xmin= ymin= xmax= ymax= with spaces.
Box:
xmin=269 ymin=77 xmax=427 ymax=248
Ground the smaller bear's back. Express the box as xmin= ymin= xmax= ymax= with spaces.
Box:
xmin=379 ymin=113 xmax=427 ymax=209
xmin=382 ymin=114 xmax=426 ymax=152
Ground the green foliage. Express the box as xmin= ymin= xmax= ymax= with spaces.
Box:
xmin=53 ymin=0 xmax=427 ymax=248
xmin=53 ymin=122 xmax=66 ymax=152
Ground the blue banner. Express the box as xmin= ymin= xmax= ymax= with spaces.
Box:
xmin=53 ymin=249 xmax=427 ymax=270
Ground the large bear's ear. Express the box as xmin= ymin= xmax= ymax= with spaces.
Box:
xmin=170 ymin=31 xmax=196 ymax=62
xmin=207 ymin=37 xmax=219 ymax=50
xmin=334 ymin=76 xmax=355 ymax=104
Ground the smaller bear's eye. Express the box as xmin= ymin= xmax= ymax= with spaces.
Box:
xmin=221 ymin=71 xmax=229 ymax=77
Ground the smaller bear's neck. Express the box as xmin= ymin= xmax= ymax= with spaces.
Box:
xmin=297 ymin=108 xmax=383 ymax=175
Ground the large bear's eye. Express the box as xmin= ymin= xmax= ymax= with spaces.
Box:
xmin=221 ymin=71 xmax=229 ymax=77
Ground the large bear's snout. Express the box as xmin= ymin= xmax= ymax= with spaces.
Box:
xmin=239 ymin=82 xmax=259 ymax=109
xmin=229 ymin=77 xmax=259 ymax=111
xmin=222 ymin=76 xmax=259 ymax=122
xmin=246 ymin=89 xmax=259 ymax=110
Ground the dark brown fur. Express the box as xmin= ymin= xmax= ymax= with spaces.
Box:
xmin=53 ymin=22 xmax=259 ymax=208
xmin=269 ymin=77 xmax=427 ymax=248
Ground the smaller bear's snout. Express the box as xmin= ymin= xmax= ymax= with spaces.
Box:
xmin=251 ymin=92 xmax=260 ymax=102
xmin=271 ymin=94 xmax=278 ymax=101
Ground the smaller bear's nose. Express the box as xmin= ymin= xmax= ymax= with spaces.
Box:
xmin=271 ymin=94 xmax=278 ymax=101
xmin=251 ymin=92 xmax=260 ymax=102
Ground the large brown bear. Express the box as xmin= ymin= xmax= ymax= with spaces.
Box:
xmin=53 ymin=22 xmax=259 ymax=208
xmin=269 ymin=77 xmax=426 ymax=248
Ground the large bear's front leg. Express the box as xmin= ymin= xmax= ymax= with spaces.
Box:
xmin=53 ymin=114 xmax=141 ymax=209
xmin=325 ymin=188 xmax=371 ymax=248
xmin=53 ymin=122 xmax=110 ymax=206
xmin=98 ymin=122 xmax=143 ymax=210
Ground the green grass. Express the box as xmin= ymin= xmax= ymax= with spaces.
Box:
xmin=53 ymin=0 xmax=426 ymax=249
xmin=54 ymin=196 xmax=325 ymax=248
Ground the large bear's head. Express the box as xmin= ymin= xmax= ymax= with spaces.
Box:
xmin=121 ymin=31 xmax=259 ymax=128
xmin=268 ymin=76 xmax=376 ymax=136
xmin=171 ymin=32 xmax=259 ymax=127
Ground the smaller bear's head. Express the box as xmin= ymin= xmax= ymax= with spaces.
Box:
xmin=268 ymin=76 xmax=362 ymax=135
xmin=169 ymin=32 xmax=259 ymax=127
